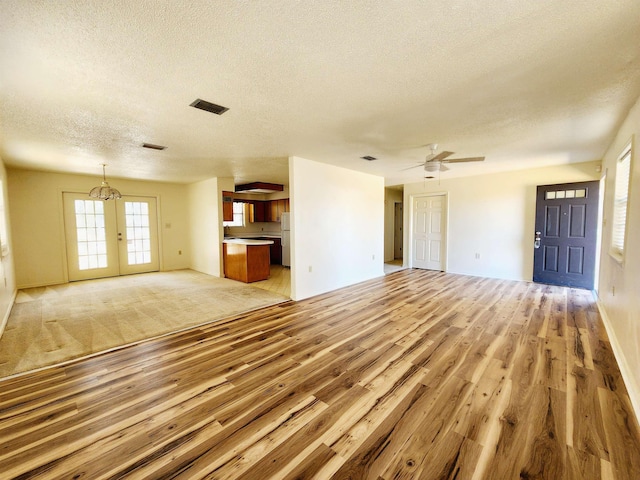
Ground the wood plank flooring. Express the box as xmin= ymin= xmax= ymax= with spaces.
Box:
xmin=1 ymin=269 xmax=639 ymax=479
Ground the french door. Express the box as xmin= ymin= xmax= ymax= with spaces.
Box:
xmin=63 ymin=192 xmax=159 ymax=281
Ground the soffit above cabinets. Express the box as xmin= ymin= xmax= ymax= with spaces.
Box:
xmin=235 ymin=182 xmax=284 ymax=194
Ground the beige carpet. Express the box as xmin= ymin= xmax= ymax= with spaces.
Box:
xmin=0 ymin=270 xmax=290 ymax=378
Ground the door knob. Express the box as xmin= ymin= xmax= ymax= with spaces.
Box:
xmin=534 ymin=231 xmax=541 ymax=249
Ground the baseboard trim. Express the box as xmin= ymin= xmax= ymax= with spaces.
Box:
xmin=0 ymin=289 xmax=17 ymax=340
xmin=595 ymin=294 xmax=640 ymax=425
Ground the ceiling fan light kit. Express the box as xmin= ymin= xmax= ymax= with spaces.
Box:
xmin=405 ymin=144 xmax=485 ymax=174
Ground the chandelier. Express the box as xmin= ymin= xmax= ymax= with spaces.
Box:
xmin=89 ymin=164 xmax=122 ymax=200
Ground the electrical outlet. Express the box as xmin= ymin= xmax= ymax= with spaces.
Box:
xmin=475 ymin=253 xmax=480 ymax=259
xmin=178 ymin=250 xmax=182 ymax=255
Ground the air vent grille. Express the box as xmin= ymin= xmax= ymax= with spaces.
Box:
xmin=190 ymin=98 xmax=229 ymax=115
xmin=142 ymin=143 xmax=167 ymax=150
xmin=361 ymin=155 xmax=377 ymax=161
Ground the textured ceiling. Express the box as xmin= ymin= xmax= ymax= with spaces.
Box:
xmin=1 ymin=1 xmax=639 ymax=186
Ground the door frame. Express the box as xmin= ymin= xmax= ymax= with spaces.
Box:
xmin=408 ymin=192 xmax=448 ymax=271
xmin=61 ymin=191 xmax=162 ymax=282
xmin=393 ymin=201 xmax=403 ymax=260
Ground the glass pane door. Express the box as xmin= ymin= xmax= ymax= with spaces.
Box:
xmin=116 ymin=196 xmax=159 ymax=275
xmin=63 ymin=193 xmax=159 ymax=281
xmin=63 ymin=193 xmax=119 ymax=281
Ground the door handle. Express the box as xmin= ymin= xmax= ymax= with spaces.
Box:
xmin=534 ymin=231 xmax=541 ymax=249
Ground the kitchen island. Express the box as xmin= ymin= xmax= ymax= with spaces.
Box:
xmin=223 ymin=238 xmax=274 ymax=283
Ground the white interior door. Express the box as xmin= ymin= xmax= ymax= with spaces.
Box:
xmin=64 ymin=193 xmax=159 ymax=281
xmin=412 ymin=194 xmax=446 ymax=271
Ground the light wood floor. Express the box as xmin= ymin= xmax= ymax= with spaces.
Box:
xmin=1 ymin=269 xmax=639 ymax=479
xmin=252 ymin=265 xmax=291 ymax=297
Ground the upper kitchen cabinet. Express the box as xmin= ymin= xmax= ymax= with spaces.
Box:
xmin=222 ymin=191 xmax=234 ymax=222
xmin=248 ymin=201 xmax=267 ymax=223
xmin=268 ymin=199 xmax=290 ymax=222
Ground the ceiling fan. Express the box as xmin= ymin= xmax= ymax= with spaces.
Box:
xmin=405 ymin=144 xmax=485 ymax=173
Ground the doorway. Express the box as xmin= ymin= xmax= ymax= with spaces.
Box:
xmin=63 ymin=193 xmax=160 ymax=281
xmin=393 ymin=202 xmax=403 ymax=260
xmin=411 ymin=194 xmax=446 ymax=271
xmin=533 ymin=181 xmax=599 ymax=289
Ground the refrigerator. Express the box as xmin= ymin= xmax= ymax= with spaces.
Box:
xmin=281 ymin=212 xmax=290 ymax=267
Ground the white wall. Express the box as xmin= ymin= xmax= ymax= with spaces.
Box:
xmin=597 ymin=95 xmax=640 ymax=419
xmin=7 ymin=168 xmax=191 ymax=288
xmin=187 ymin=177 xmax=233 ymax=277
xmin=384 ymin=187 xmax=403 ymax=262
xmin=289 ymin=156 xmax=385 ymax=301
xmin=403 ymin=161 xmax=601 ymax=281
xmin=0 ymin=158 xmax=16 ymax=337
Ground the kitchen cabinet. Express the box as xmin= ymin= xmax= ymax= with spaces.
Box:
xmin=222 ymin=191 xmax=234 ymax=222
xmin=267 ymin=198 xmax=289 ymax=223
xmin=268 ymin=237 xmax=282 ymax=265
xmin=223 ymin=239 xmax=273 ymax=283
xmin=248 ymin=201 xmax=267 ymax=223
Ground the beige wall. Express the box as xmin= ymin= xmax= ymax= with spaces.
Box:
xmin=187 ymin=177 xmax=233 ymax=277
xmin=597 ymin=95 xmax=640 ymax=418
xmin=0 ymin=158 xmax=16 ymax=336
xmin=7 ymin=168 xmax=191 ymax=288
xmin=289 ymin=156 xmax=385 ymax=300
xmin=403 ymin=161 xmax=601 ymax=281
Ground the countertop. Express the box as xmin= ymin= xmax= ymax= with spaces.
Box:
xmin=225 ymin=233 xmax=281 ymax=239
xmin=223 ymin=238 xmax=274 ymax=246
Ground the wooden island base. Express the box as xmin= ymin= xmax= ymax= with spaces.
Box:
xmin=223 ymin=240 xmax=272 ymax=283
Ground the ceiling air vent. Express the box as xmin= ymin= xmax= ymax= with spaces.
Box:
xmin=361 ymin=155 xmax=377 ymax=161
xmin=190 ymin=98 xmax=229 ymax=115
xmin=142 ymin=143 xmax=167 ymax=150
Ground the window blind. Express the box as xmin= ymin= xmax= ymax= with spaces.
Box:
xmin=611 ymin=143 xmax=632 ymax=260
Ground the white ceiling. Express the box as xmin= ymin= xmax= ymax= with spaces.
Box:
xmin=1 ymin=1 xmax=639 ymax=187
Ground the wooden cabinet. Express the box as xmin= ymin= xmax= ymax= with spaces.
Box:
xmin=222 ymin=191 xmax=234 ymax=222
xmin=269 ymin=200 xmax=279 ymax=222
xmin=269 ymin=237 xmax=282 ymax=265
xmin=234 ymin=197 xmax=290 ymax=223
xmin=267 ymin=199 xmax=289 ymax=223
xmin=223 ymin=242 xmax=271 ymax=283
xmin=248 ymin=201 xmax=267 ymax=223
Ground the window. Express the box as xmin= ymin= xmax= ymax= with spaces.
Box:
xmin=610 ymin=141 xmax=632 ymax=262
xmin=224 ymin=202 xmax=245 ymax=227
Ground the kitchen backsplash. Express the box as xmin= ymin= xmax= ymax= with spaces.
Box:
xmin=226 ymin=222 xmax=281 ymax=237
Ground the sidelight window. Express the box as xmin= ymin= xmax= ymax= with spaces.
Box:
xmin=610 ymin=141 xmax=632 ymax=262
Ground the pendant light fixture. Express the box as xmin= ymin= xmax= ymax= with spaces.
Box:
xmin=89 ymin=164 xmax=122 ymax=200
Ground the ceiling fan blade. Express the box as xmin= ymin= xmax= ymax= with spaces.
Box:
xmin=400 ymin=163 xmax=425 ymax=171
xmin=426 ymin=151 xmax=454 ymax=162
xmin=442 ymin=156 xmax=485 ymax=163
xmin=439 ymin=164 xmax=450 ymax=172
